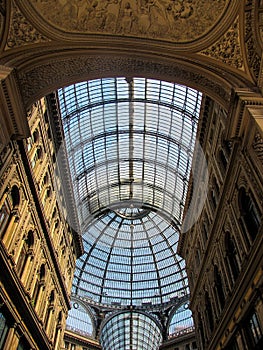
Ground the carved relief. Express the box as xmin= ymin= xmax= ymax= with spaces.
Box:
xmin=244 ymin=0 xmax=261 ymax=81
xmin=6 ymin=0 xmax=49 ymax=49
xmin=200 ymin=19 xmax=243 ymax=70
xmin=28 ymin=0 xmax=229 ymax=43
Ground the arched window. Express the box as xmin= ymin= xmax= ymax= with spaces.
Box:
xmin=202 ymin=219 xmax=208 ymax=243
xmin=32 ymin=129 xmax=40 ymax=143
xmin=238 ymin=187 xmax=261 ymax=243
xmin=225 ymin=232 xmax=240 ymax=283
xmin=0 ymin=188 xmax=10 ymax=237
xmin=210 ymin=177 xmax=220 ymax=210
xmin=205 ymin=291 xmax=214 ymax=332
xmin=197 ymin=312 xmax=205 ymax=349
xmin=219 ymin=149 xmax=227 ymax=170
xmin=168 ymin=302 xmax=194 ymax=338
xmin=214 ymin=265 xmax=225 ymax=310
xmin=11 ymin=185 xmax=20 ymax=209
xmin=44 ymin=290 xmax=55 ymax=329
xmin=66 ymin=300 xmax=94 ymax=337
xmin=32 ymin=264 xmax=46 ymax=307
xmin=32 ymin=146 xmax=43 ymax=168
xmin=16 ymin=230 xmax=34 ymax=278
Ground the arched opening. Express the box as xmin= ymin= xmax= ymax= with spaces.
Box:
xmin=225 ymin=231 xmax=240 ymax=283
xmin=238 ymin=187 xmax=261 ymax=244
xmin=11 ymin=185 xmax=20 ymax=209
xmin=66 ymin=299 xmax=94 ymax=338
xmin=214 ymin=265 xmax=225 ymax=311
xmin=204 ymin=291 xmax=214 ymax=333
xmin=16 ymin=230 xmax=34 ymax=278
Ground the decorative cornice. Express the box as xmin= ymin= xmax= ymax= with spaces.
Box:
xmin=5 ymin=0 xmax=49 ymax=50
xmin=200 ymin=18 xmax=244 ymax=70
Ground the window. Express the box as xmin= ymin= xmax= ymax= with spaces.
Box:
xmin=225 ymin=337 xmax=239 ymax=350
xmin=214 ymin=265 xmax=225 ymax=310
xmin=239 ymin=187 xmax=261 ymax=243
xmin=17 ymin=339 xmax=28 ymax=350
xmin=205 ymin=291 xmax=214 ymax=332
xmin=16 ymin=230 xmax=34 ymax=278
xmin=0 ymin=202 xmax=9 ymax=237
xmin=219 ymin=149 xmax=228 ymax=170
xmin=0 ymin=312 xmax=9 ymax=349
xmin=245 ymin=311 xmax=263 ymax=348
xmin=32 ymin=264 xmax=46 ymax=308
xmin=66 ymin=300 xmax=93 ymax=337
xmin=11 ymin=185 xmax=20 ymax=209
xmin=225 ymin=232 xmax=240 ymax=283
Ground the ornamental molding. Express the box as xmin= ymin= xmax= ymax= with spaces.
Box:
xmin=200 ymin=17 xmax=244 ymax=70
xmin=244 ymin=0 xmax=261 ymax=82
xmin=18 ymin=55 xmax=230 ymax=108
xmin=6 ymin=0 xmax=49 ymax=49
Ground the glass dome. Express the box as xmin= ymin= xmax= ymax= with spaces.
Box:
xmin=58 ymin=77 xmax=202 ymax=308
xmin=72 ymin=208 xmax=188 ymax=306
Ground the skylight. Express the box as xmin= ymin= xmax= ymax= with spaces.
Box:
xmin=58 ymin=77 xmax=202 ymax=307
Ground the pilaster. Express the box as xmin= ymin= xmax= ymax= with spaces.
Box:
xmin=0 ymin=65 xmax=30 ymax=147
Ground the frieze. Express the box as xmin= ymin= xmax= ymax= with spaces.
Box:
xmin=200 ymin=19 xmax=243 ymax=70
xmin=244 ymin=0 xmax=261 ymax=81
xmin=29 ymin=0 xmax=228 ymax=43
xmin=6 ymin=0 xmax=49 ymax=49
xmin=18 ymin=56 xmax=230 ymax=108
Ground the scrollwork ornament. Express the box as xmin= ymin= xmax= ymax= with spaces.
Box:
xmin=200 ymin=19 xmax=243 ymax=70
xmin=6 ymin=0 xmax=49 ymax=49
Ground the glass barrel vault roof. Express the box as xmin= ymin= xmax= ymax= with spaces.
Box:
xmin=58 ymin=77 xmax=202 ymax=307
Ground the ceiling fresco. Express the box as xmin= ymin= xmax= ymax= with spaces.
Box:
xmin=28 ymin=0 xmax=230 ymax=43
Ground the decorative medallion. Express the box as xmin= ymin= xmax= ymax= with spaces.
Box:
xmin=28 ymin=0 xmax=229 ymax=43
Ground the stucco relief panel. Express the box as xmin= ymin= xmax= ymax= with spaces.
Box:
xmin=200 ymin=18 xmax=244 ymax=70
xmin=6 ymin=0 xmax=49 ymax=49
xmin=29 ymin=0 xmax=229 ymax=43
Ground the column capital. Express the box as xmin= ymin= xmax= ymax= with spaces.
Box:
xmin=0 ymin=67 xmax=30 ymax=147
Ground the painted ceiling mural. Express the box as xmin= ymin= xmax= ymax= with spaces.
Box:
xmin=29 ymin=0 xmax=229 ymax=43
